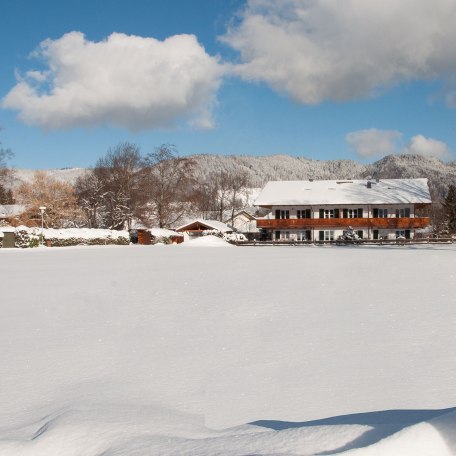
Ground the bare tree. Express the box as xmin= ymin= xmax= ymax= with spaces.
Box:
xmin=225 ymin=170 xmax=251 ymax=226
xmin=74 ymin=171 xmax=105 ymax=228
xmin=194 ymin=170 xmax=251 ymax=223
xmin=141 ymin=144 xmax=194 ymax=228
xmin=16 ymin=171 xmax=84 ymax=228
xmin=78 ymin=142 xmax=144 ymax=230
xmin=0 ymin=132 xmax=15 ymax=201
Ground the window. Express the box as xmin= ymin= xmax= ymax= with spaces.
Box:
xmin=319 ymin=230 xmax=335 ymax=241
xmin=296 ymin=209 xmax=311 ymax=219
xmin=296 ymin=230 xmax=311 ymax=241
xmin=274 ymin=230 xmax=290 ymax=241
xmin=357 ymin=230 xmax=363 ymax=239
xmin=373 ymin=230 xmax=379 ymax=240
xmin=275 ymin=209 xmax=290 ymax=219
xmin=373 ymin=208 xmax=388 ymax=218
xmin=319 ymin=209 xmax=340 ymax=218
xmin=343 ymin=208 xmax=363 ymax=218
xmin=395 ymin=208 xmax=411 ymax=218
xmin=396 ymin=230 xmax=411 ymax=239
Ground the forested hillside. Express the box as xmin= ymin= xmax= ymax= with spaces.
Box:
xmin=14 ymin=153 xmax=456 ymax=199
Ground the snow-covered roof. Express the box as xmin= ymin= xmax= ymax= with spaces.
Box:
xmin=149 ymin=228 xmax=183 ymax=238
xmin=176 ymin=219 xmax=232 ymax=233
xmin=254 ymin=179 xmax=432 ymax=206
xmin=0 ymin=204 xmax=26 ymax=218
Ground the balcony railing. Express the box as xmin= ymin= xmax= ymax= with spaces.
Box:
xmin=256 ymin=217 xmax=430 ymax=230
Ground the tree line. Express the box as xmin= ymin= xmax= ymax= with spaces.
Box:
xmin=1 ymin=142 xmax=252 ymax=230
xmin=2 ymin=137 xmax=456 ymax=234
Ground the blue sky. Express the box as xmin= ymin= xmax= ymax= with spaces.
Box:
xmin=1 ymin=0 xmax=456 ymax=168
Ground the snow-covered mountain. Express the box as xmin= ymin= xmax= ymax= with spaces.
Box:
xmin=12 ymin=154 xmax=456 ymax=199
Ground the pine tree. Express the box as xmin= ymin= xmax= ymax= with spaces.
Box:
xmin=443 ymin=185 xmax=456 ymax=234
xmin=0 ymin=184 xmax=14 ymax=204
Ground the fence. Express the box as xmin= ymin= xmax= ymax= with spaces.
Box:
xmin=234 ymin=237 xmax=455 ymax=246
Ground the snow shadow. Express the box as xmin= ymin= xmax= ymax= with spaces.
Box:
xmin=251 ymin=407 xmax=456 ymax=453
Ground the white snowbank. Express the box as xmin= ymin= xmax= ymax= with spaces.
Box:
xmin=179 ymin=234 xmax=234 ymax=247
xmin=0 ymin=245 xmax=455 ymax=455
xmin=42 ymin=227 xmax=129 ymax=240
xmin=149 ymin=227 xmax=182 ymax=238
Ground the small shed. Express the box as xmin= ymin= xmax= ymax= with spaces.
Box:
xmin=0 ymin=228 xmax=16 ymax=248
xmin=131 ymin=227 xmax=184 ymax=245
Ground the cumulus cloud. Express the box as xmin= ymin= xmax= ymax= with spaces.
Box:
xmin=346 ymin=129 xmax=402 ymax=158
xmin=403 ymin=135 xmax=452 ymax=160
xmin=347 ymin=129 xmax=453 ymax=160
xmin=222 ymin=0 xmax=456 ymax=104
xmin=2 ymin=32 xmax=224 ymax=130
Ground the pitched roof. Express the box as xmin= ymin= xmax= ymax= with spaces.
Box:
xmin=176 ymin=219 xmax=232 ymax=233
xmin=254 ymin=179 xmax=432 ymax=206
xmin=0 ymin=204 xmax=26 ymax=218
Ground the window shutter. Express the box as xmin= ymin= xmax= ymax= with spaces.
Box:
xmin=319 ymin=209 xmax=324 ymax=218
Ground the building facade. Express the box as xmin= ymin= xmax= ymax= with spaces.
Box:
xmin=254 ymin=179 xmax=432 ymax=241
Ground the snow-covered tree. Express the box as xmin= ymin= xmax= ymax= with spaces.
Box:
xmin=76 ymin=143 xmax=144 ymax=230
xmin=443 ymin=184 xmax=456 ymax=234
xmin=16 ymin=171 xmax=83 ymax=228
xmin=141 ymin=144 xmax=194 ymax=228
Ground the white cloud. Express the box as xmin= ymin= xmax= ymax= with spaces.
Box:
xmin=2 ymin=32 xmax=224 ymax=130
xmin=222 ymin=0 xmax=456 ymax=104
xmin=347 ymin=129 xmax=453 ymax=160
xmin=346 ymin=129 xmax=402 ymax=158
xmin=403 ymin=135 xmax=452 ymax=160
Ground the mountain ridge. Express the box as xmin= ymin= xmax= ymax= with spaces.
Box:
xmin=11 ymin=154 xmax=456 ymax=201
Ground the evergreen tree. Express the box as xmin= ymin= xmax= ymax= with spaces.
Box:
xmin=0 ymin=184 xmax=14 ymax=204
xmin=443 ymin=185 xmax=456 ymax=234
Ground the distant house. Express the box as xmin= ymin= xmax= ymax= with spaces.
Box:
xmin=0 ymin=205 xmax=26 ymax=226
xmin=222 ymin=209 xmax=261 ymax=239
xmin=254 ymin=178 xmax=432 ymax=241
xmin=176 ymin=219 xmax=233 ymax=236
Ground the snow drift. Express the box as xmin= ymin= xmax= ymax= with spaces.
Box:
xmin=0 ymin=244 xmax=455 ymax=455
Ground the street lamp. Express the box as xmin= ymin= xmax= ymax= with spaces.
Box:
xmin=39 ymin=206 xmax=46 ymax=245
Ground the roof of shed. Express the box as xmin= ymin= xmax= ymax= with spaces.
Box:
xmin=176 ymin=219 xmax=232 ymax=233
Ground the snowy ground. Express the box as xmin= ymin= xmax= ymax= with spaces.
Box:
xmin=1 ymin=239 xmax=455 ymax=455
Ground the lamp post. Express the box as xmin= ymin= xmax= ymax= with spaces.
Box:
xmin=39 ymin=206 xmax=46 ymax=245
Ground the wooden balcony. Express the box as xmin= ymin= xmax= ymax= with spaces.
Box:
xmin=256 ymin=217 xmax=430 ymax=230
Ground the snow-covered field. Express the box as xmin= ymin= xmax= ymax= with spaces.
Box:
xmin=1 ymin=239 xmax=455 ymax=455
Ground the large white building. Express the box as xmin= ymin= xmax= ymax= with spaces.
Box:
xmin=254 ymin=178 xmax=432 ymax=241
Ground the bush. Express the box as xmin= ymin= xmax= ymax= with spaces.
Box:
xmin=13 ymin=227 xmax=130 ymax=248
